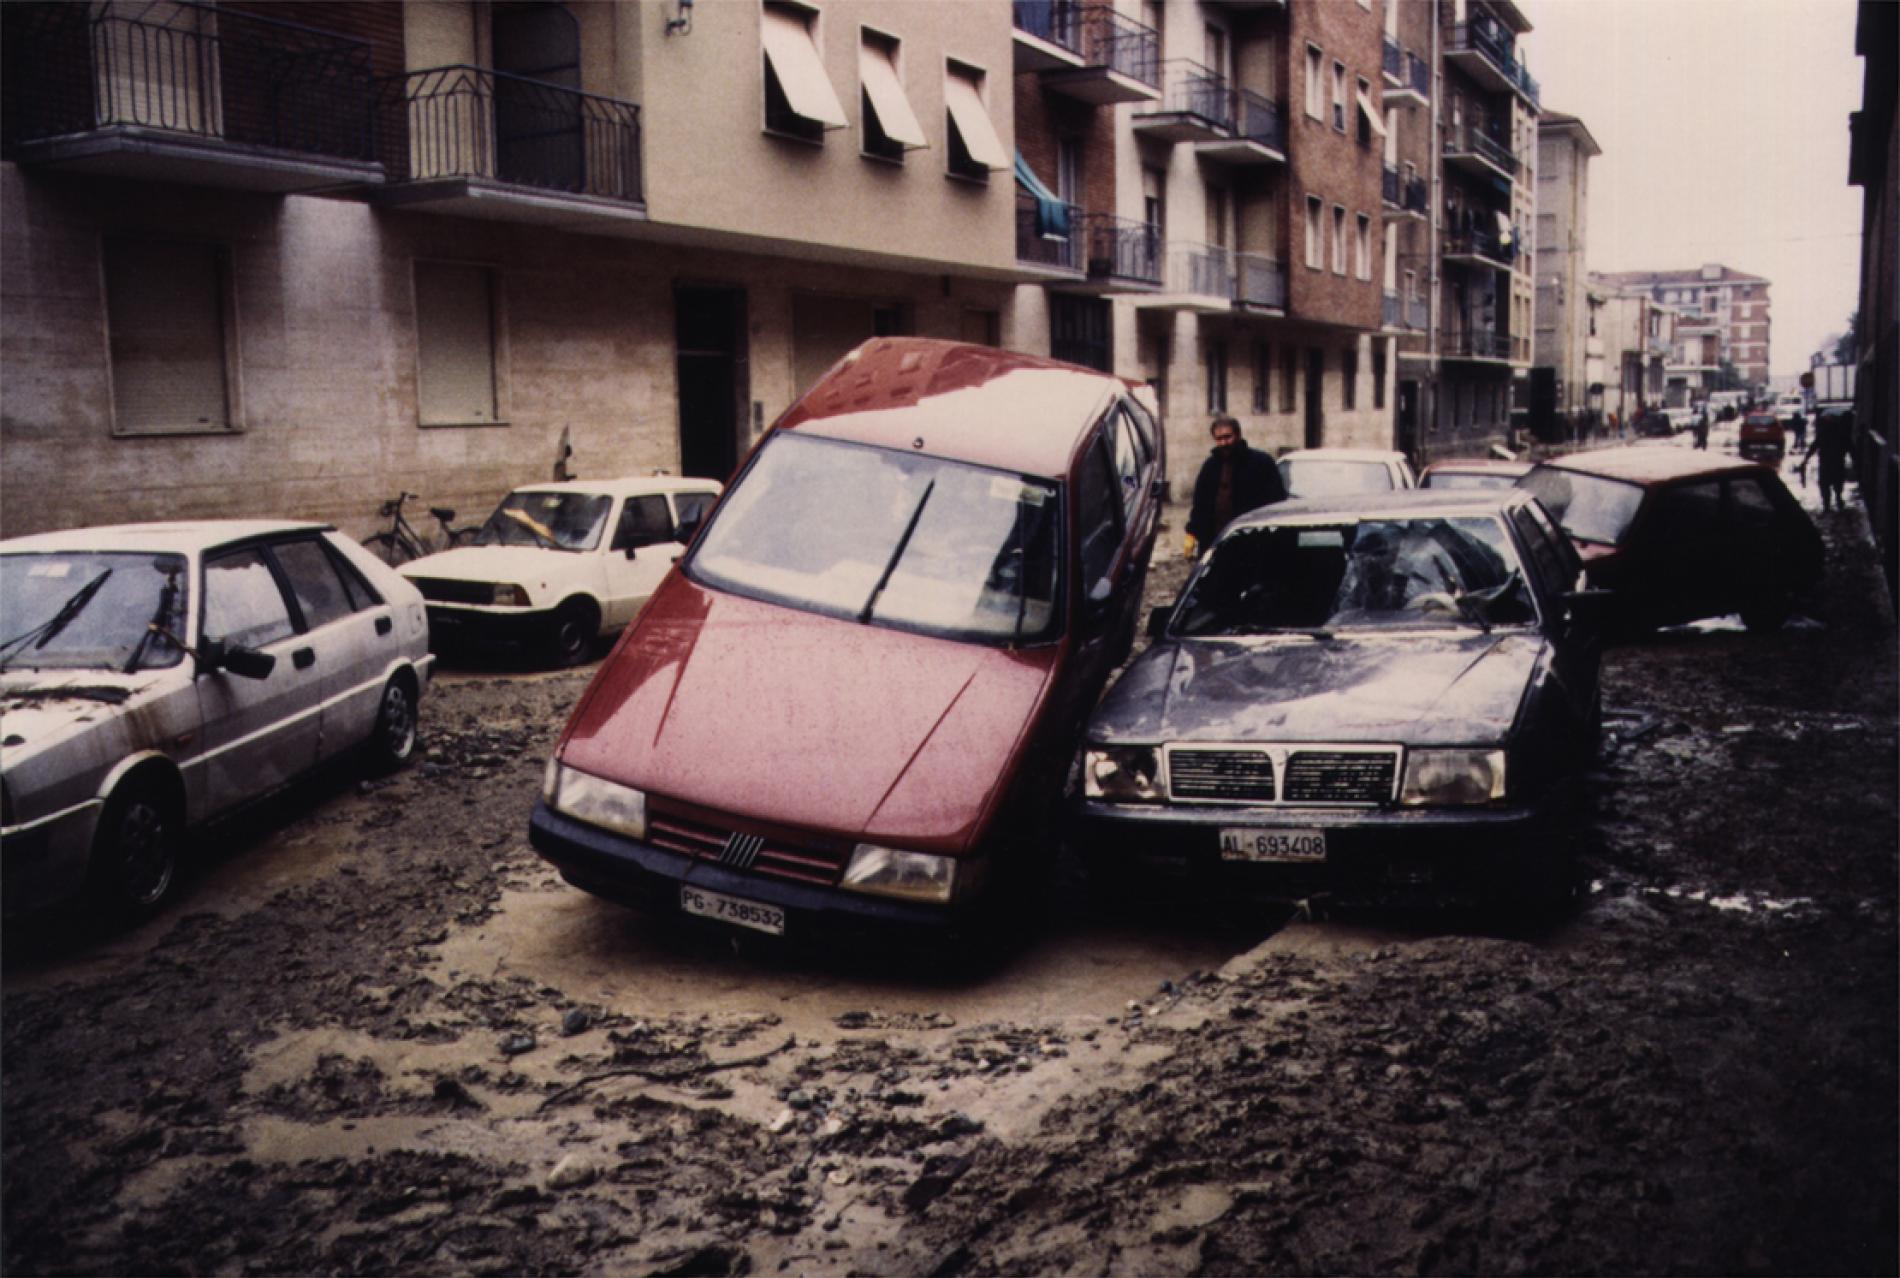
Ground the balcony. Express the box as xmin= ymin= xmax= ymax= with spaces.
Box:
xmin=1388 ymin=50 xmax=1430 ymax=106
xmin=1382 ymin=35 xmax=1402 ymax=83
xmin=1393 ymin=172 xmax=1429 ymax=218
xmin=1442 ymin=122 xmax=1518 ymax=183
xmin=1197 ymin=90 xmax=1286 ymax=165
xmin=1444 ymin=20 xmax=1539 ymax=107
xmin=1234 ymin=253 xmax=1287 ymax=312
xmin=1443 ymin=329 xmax=1513 ymax=362
xmin=0 ymin=0 xmax=379 ymax=192
xmin=1407 ymin=296 xmax=1430 ymax=330
xmin=1130 ymin=241 xmax=1234 ymax=312
xmin=372 ymin=65 xmax=644 ymax=231
xmin=1016 ymin=192 xmax=1085 ymax=277
xmin=1021 ymin=2 xmax=1161 ymax=105
xmin=1083 ymin=214 xmax=1163 ymax=291
xmin=1131 ymin=61 xmax=1232 ymax=142
xmin=1443 ymin=226 xmax=1516 ymax=269
xmin=1383 ymin=289 xmax=1403 ymax=329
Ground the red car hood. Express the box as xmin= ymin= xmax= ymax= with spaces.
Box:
xmin=559 ymin=579 xmax=1058 ymax=853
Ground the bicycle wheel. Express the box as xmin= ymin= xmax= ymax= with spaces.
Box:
xmin=366 ymin=532 xmax=415 ymax=566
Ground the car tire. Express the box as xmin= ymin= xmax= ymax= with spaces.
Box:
xmin=86 ymin=779 xmax=180 ymax=920
xmin=547 ymin=599 xmax=599 ymax=668
xmin=367 ymin=672 xmax=420 ymax=773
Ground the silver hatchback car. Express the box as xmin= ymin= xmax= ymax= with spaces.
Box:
xmin=1 ymin=521 xmax=433 ymax=919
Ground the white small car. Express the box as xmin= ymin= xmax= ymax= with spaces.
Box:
xmin=1 ymin=521 xmax=433 ymax=918
xmin=1277 ymin=448 xmax=1419 ymax=498
xmin=399 ymin=476 xmax=722 ymax=666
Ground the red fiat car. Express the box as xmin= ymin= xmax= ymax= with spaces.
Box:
xmin=529 ymin=339 xmax=1165 ymax=940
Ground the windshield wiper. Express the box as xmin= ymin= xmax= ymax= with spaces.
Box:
xmin=0 ymin=569 xmax=113 ymax=670
xmin=501 ymin=507 xmax=563 ymax=550
xmin=122 ymin=568 xmax=183 ymax=674
xmin=858 ymin=481 xmax=935 ymax=625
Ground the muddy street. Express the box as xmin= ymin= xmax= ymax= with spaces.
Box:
xmin=4 ymin=500 xmax=1895 ymax=1276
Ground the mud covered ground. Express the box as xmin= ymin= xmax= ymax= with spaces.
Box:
xmin=4 ymin=483 xmax=1896 ymax=1276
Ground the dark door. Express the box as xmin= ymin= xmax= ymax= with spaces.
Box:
xmin=492 ymin=2 xmax=583 ymax=191
xmin=1304 ymin=348 xmax=1325 ymax=448
xmin=676 ymin=286 xmax=746 ymax=482
xmin=1397 ymin=379 xmax=1419 ymax=460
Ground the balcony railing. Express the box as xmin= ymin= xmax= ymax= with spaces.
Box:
xmin=1233 ymin=89 xmax=1285 ymax=153
xmin=1077 ymin=4 xmax=1161 ymax=87
xmin=1445 ymin=20 xmax=1539 ymax=107
xmin=1013 ymin=0 xmax=1079 ymax=50
xmin=1016 ymin=192 xmax=1084 ymax=272
xmin=1383 ymin=289 xmax=1403 ymax=328
xmin=379 ymin=65 xmax=641 ymax=201
xmin=1402 ymin=51 xmax=1432 ymax=99
xmin=1382 ymin=34 xmax=1402 ymax=81
xmin=1445 ymin=329 xmax=1513 ymax=360
xmin=1084 ymin=214 xmax=1163 ymax=286
xmin=2 ymin=0 xmax=374 ymax=162
xmin=1164 ymin=241 xmax=1234 ymax=298
xmin=1407 ymin=296 xmax=1429 ymax=329
xmin=1234 ymin=253 xmax=1286 ymax=309
xmin=1382 ymin=163 xmax=1400 ymax=206
xmin=1444 ymin=226 xmax=1515 ymax=265
xmin=1443 ymin=122 xmax=1519 ymax=177
xmin=1152 ymin=59 xmax=1233 ymax=128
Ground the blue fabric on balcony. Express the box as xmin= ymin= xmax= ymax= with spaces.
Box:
xmin=1013 ymin=151 xmax=1071 ymax=239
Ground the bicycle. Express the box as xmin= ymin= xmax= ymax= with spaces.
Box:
xmin=366 ymin=492 xmax=482 ymax=565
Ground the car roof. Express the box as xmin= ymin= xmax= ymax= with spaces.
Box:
xmin=1 ymin=520 xmax=329 ymax=555
xmin=1278 ymin=448 xmax=1410 ymax=465
xmin=1531 ymin=447 xmax=1770 ymax=486
xmin=509 ymin=475 xmax=721 ymax=498
xmin=777 ymin=337 xmax=1125 ymax=479
xmin=1224 ymin=488 xmax=1537 ymax=531
xmin=1420 ymin=457 xmax=1531 ymax=474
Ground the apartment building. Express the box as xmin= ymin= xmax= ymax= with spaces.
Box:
xmin=0 ymin=0 xmax=1030 ymax=538
xmin=1593 ymin=264 xmax=1773 ymax=396
xmin=1385 ymin=0 xmax=1537 ymax=462
xmin=1532 ymin=109 xmax=1600 ymax=431
xmin=1848 ymin=0 xmax=1896 ymax=606
xmin=1592 ymin=280 xmax=1675 ymax=427
xmin=1008 ymin=0 xmax=1396 ymax=482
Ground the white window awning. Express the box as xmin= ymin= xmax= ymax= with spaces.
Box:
xmin=860 ymin=40 xmax=927 ymax=149
xmin=944 ymin=69 xmax=1009 ymax=170
xmin=762 ymin=5 xmax=847 ymax=129
xmin=1356 ymin=89 xmax=1387 ymax=137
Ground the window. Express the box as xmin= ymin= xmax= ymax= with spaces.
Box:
xmin=944 ymin=61 xmax=1007 ymax=180
xmin=1281 ymin=346 xmax=1298 ymax=412
xmin=762 ymin=1 xmax=847 ymax=141
xmin=612 ymin=495 xmax=675 ymax=550
xmin=1206 ymin=339 xmax=1228 ymax=413
xmin=1110 ymin=409 xmax=1144 ymax=516
xmin=1331 ymin=61 xmax=1347 ymax=131
xmin=1356 ymin=78 xmax=1386 ymax=148
xmin=1404 ymin=267 xmax=1418 ymax=300
xmin=415 ymin=261 xmax=501 ymax=426
xmin=860 ymin=29 xmax=925 ymax=160
xmin=1305 ymin=195 xmax=1324 ymax=269
xmin=1077 ymin=433 xmax=1124 ymax=589
xmin=1051 ymin=294 xmax=1112 ymax=372
xmin=1253 ymin=341 xmax=1271 ymax=413
xmin=1331 ymin=205 xmax=1347 ymax=275
xmin=271 ymin=538 xmax=362 ymax=631
xmin=1373 ymin=343 xmax=1386 ymax=409
xmin=1342 ymin=347 xmax=1358 ymax=409
xmin=1305 ymin=44 xmax=1324 ymax=118
xmin=674 ymin=491 xmax=719 ymax=530
xmin=203 ymin=548 xmax=296 ymax=651
xmin=103 ymin=238 xmax=237 ymax=436
xmin=1355 ymin=213 xmax=1372 ymax=280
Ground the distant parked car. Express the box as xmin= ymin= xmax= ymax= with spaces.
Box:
xmin=1633 ymin=408 xmax=1676 ymax=438
xmin=400 ymin=477 xmax=722 ymax=667
xmin=1075 ymin=489 xmax=1601 ymax=908
xmin=530 ymin=338 xmax=1166 ymax=942
xmin=1277 ymin=448 xmax=1418 ymax=498
xmin=1738 ymin=412 xmax=1786 ymax=463
xmin=1517 ymin=449 xmax=1821 ymax=633
xmin=1419 ymin=458 xmax=1532 ymax=491
xmin=1 ymin=521 xmax=433 ymax=918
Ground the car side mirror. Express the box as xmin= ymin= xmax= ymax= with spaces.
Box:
xmin=1147 ymin=605 xmax=1174 ymax=639
xmin=622 ymin=544 xmax=639 ymax=560
xmin=199 ymin=637 xmax=276 ymax=680
xmin=1085 ymin=576 xmax=1116 ymax=629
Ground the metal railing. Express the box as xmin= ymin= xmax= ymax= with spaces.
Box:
xmin=1148 ymin=59 xmax=1233 ymax=128
xmin=1402 ymin=50 xmax=1432 ymax=99
xmin=1076 ymin=4 xmax=1161 ymax=87
xmin=1164 ymin=241 xmax=1233 ymax=298
xmin=1382 ymin=34 xmax=1402 ymax=81
xmin=1016 ymin=191 xmax=1084 ymax=272
xmin=1234 ymin=253 xmax=1286 ymax=309
xmin=1382 ymin=163 xmax=1400 ymax=206
xmin=1233 ymin=88 xmax=1285 ymax=153
xmin=1400 ymin=172 xmax=1429 ymax=215
xmin=380 ymin=65 xmax=641 ymax=201
xmin=1443 ymin=122 xmax=1519 ymax=176
xmin=1444 ymin=329 xmax=1513 ymax=359
xmin=2 ymin=0 xmax=374 ymax=161
xmin=1383 ymin=290 xmax=1403 ymax=328
xmin=1013 ymin=0 xmax=1080 ymax=51
xmin=1084 ymin=214 xmax=1162 ymax=286
xmin=1407 ymin=296 xmax=1430 ymax=329
xmin=1446 ymin=20 xmax=1539 ymax=106
xmin=1444 ymin=226 xmax=1514 ymax=264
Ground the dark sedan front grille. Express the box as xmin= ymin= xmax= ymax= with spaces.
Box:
xmin=411 ymin=577 xmax=493 ymax=606
xmin=1165 ymin=746 xmax=1400 ymax=806
xmin=646 ymin=808 xmax=851 ymax=886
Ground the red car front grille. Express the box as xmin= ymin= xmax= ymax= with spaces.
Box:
xmin=647 ymin=807 xmax=850 ymax=886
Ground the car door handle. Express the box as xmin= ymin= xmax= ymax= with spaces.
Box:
xmin=293 ymin=647 xmax=316 ymax=670
xmin=375 ymin=615 xmax=392 ymax=636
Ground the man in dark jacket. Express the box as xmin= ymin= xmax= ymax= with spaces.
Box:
xmin=1185 ymin=416 xmax=1286 ymax=556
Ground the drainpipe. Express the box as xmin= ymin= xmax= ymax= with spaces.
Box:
xmin=1426 ymin=0 xmax=1442 ymax=458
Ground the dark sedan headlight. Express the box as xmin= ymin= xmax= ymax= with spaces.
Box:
xmin=1400 ymin=749 xmax=1506 ymax=806
xmin=1083 ymin=745 xmax=1164 ymax=802
xmin=544 ymin=760 xmax=647 ymax=838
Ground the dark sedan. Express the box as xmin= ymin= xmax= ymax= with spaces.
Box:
xmin=1074 ymin=490 xmax=1602 ymax=909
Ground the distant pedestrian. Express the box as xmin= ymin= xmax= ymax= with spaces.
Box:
xmin=1693 ymin=407 xmax=1710 ymax=451
xmin=1802 ymin=409 xmax=1853 ymax=512
xmin=1185 ymin=416 xmax=1286 ymax=557
xmin=1789 ymin=408 xmax=1808 ymax=452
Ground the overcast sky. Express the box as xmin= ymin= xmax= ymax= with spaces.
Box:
xmin=1519 ymin=0 xmax=1865 ymax=376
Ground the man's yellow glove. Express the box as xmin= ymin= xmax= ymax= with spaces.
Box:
xmin=1183 ymin=533 xmax=1198 ymax=559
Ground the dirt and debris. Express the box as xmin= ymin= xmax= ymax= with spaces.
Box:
xmin=4 ymin=502 xmax=1895 ymax=1275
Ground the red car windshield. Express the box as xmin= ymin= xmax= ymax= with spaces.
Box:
xmin=1519 ymin=468 xmax=1646 ymax=547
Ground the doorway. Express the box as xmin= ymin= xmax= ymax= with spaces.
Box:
xmin=675 ymin=286 xmax=746 ymax=482
xmin=491 ymin=2 xmax=583 ymax=190
xmin=1305 ymin=348 xmax=1325 ymax=448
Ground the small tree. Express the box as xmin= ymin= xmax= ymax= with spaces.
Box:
xmin=1833 ymin=312 xmax=1859 ymax=364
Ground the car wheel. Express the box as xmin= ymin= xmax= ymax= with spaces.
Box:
xmin=547 ymin=599 xmax=599 ymax=668
xmin=367 ymin=673 xmax=419 ymax=773
xmin=86 ymin=781 xmax=179 ymax=919
xmin=1740 ymin=593 xmax=1794 ymax=632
